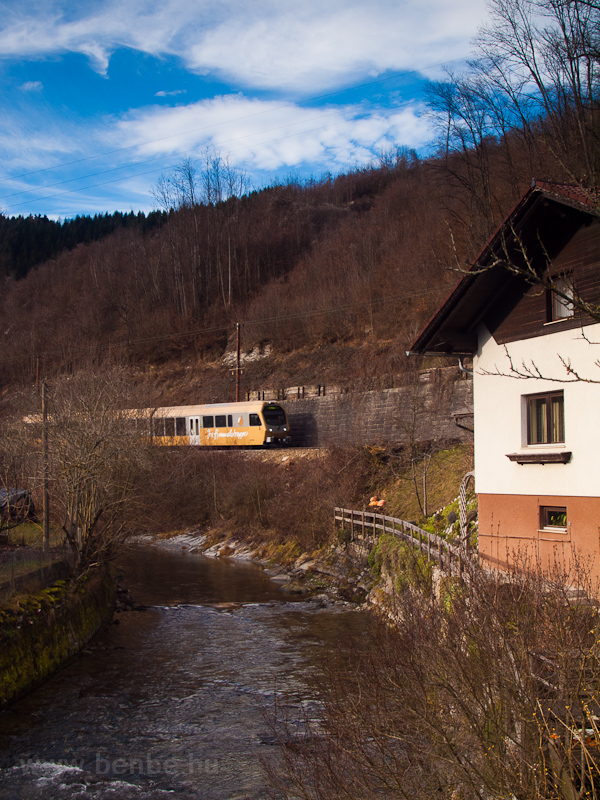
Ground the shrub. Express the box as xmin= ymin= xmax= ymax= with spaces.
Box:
xmin=368 ymin=534 xmax=433 ymax=594
xmin=267 ymin=557 xmax=600 ymax=800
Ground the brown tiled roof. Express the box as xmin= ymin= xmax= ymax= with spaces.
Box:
xmin=533 ymin=180 xmax=599 ymax=211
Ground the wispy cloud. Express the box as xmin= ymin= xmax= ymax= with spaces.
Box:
xmin=19 ymin=80 xmax=43 ymax=92
xmin=155 ymin=89 xmax=187 ymax=97
xmin=0 ymin=0 xmax=489 ymax=217
xmin=0 ymin=0 xmax=487 ymax=86
xmin=186 ymin=0 xmax=486 ymax=92
xmin=117 ymin=94 xmax=432 ymax=171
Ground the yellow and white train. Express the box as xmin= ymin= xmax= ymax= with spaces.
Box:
xmin=145 ymin=401 xmax=292 ymax=447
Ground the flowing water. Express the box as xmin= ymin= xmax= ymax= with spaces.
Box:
xmin=0 ymin=543 xmax=370 ymax=799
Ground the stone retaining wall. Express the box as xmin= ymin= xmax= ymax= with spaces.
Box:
xmin=285 ymin=370 xmax=473 ymax=447
xmin=0 ymin=568 xmax=116 ymax=707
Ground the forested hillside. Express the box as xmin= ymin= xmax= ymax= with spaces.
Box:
xmin=0 ymin=0 xmax=596 ymax=404
xmin=0 ymin=210 xmax=166 ymax=281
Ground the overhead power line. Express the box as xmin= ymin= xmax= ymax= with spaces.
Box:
xmin=1 ymin=58 xmax=457 ymax=187
xmin=0 ymin=56 xmax=462 ymax=212
xmin=0 ymin=287 xmax=445 ymax=366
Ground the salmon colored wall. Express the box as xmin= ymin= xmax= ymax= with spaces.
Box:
xmin=478 ymin=493 xmax=600 ymax=586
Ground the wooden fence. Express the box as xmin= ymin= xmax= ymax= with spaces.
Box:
xmin=334 ymin=507 xmax=475 ymax=577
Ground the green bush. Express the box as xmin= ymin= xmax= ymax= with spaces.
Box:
xmin=368 ymin=534 xmax=433 ymax=594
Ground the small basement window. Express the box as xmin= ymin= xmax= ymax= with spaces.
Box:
xmin=540 ymin=506 xmax=567 ymax=532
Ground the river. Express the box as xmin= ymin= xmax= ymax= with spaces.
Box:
xmin=0 ymin=543 xmax=370 ymax=799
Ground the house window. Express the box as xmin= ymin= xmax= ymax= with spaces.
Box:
xmin=540 ymin=506 xmax=567 ymax=531
xmin=548 ymin=274 xmax=574 ymax=320
xmin=526 ymin=391 xmax=564 ymax=444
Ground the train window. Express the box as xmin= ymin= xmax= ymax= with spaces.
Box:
xmin=228 ymin=415 xmax=233 ymax=427
xmin=175 ymin=417 xmax=186 ymax=436
xmin=264 ymin=405 xmax=286 ymax=426
xmin=164 ymin=418 xmax=175 ymax=437
xmin=215 ymin=415 xmax=226 ymax=427
xmin=202 ymin=416 xmax=214 ymax=428
xmin=249 ymin=413 xmax=261 ymax=426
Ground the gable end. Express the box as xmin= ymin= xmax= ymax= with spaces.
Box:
xmin=490 ymin=220 xmax=600 ymax=345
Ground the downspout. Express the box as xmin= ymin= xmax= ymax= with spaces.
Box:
xmin=458 ymin=357 xmax=473 ymax=377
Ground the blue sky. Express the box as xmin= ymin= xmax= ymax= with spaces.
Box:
xmin=0 ymin=0 xmax=489 ymax=220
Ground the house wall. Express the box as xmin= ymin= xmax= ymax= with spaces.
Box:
xmin=474 ymin=322 xmax=600 ymax=498
xmin=478 ymin=493 xmax=600 ymax=585
xmin=473 ymin=321 xmax=600 ymax=579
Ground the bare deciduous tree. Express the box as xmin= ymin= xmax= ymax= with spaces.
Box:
xmin=40 ymin=369 xmax=144 ymax=572
xmin=428 ymin=0 xmax=600 ymax=234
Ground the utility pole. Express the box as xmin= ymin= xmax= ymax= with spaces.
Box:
xmin=235 ymin=323 xmax=241 ymax=402
xmin=42 ymin=380 xmax=50 ymax=554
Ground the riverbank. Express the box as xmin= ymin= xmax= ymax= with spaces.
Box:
xmin=0 ymin=568 xmax=116 ymax=707
xmin=134 ymin=528 xmax=377 ymax=608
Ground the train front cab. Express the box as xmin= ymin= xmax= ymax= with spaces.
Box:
xmin=260 ymin=403 xmax=292 ymax=446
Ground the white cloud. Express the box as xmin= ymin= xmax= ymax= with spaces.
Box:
xmin=19 ymin=80 xmax=43 ymax=92
xmin=0 ymin=0 xmax=488 ymax=87
xmin=0 ymin=0 xmax=489 ymax=217
xmin=117 ymin=94 xmax=433 ymax=172
xmin=187 ymin=0 xmax=487 ymax=92
xmin=155 ymin=89 xmax=186 ymax=97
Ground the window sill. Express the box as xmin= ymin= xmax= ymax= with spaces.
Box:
xmin=506 ymin=451 xmax=572 ymax=465
xmin=543 ymin=317 xmax=574 ymax=326
xmin=538 ymin=528 xmax=568 ymax=535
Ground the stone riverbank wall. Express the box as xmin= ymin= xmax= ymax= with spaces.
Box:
xmin=280 ymin=368 xmax=473 ymax=448
xmin=0 ymin=568 xmax=116 ymax=707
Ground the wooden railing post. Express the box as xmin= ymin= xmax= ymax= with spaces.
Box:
xmin=333 ymin=507 xmax=471 ymax=575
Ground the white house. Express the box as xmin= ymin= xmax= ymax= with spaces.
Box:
xmin=410 ymin=181 xmax=600 ymax=581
